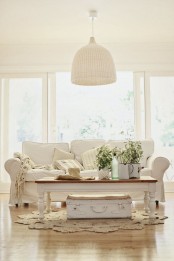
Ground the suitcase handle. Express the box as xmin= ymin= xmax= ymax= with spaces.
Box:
xmin=90 ymin=206 xmax=107 ymax=213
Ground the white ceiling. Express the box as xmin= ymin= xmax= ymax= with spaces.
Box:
xmin=0 ymin=0 xmax=174 ymax=45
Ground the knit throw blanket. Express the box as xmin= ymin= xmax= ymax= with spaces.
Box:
xmin=14 ymin=152 xmax=53 ymax=205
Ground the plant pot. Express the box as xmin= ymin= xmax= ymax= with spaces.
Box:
xmin=98 ymin=168 xmax=110 ymax=180
xmin=118 ymin=164 xmax=129 ymax=179
xmin=128 ymin=163 xmax=141 ymax=179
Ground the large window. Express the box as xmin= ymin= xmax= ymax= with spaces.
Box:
xmin=8 ymin=78 xmax=43 ymax=152
xmin=133 ymin=72 xmax=174 ymax=184
xmin=1 ymin=71 xmax=174 ymax=191
xmin=0 ymin=74 xmax=47 ymax=183
xmin=149 ymin=74 xmax=174 ymax=182
xmin=0 ymin=71 xmax=134 ymax=188
xmin=56 ymin=72 xmax=134 ymax=141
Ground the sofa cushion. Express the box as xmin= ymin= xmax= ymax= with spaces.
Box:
xmin=81 ymin=147 xmax=98 ymax=170
xmin=54 ymin=159 xmax=84 ymax=172
xmin=25 ymin=169 xmax=65 ymax=181
xmin=71 ymin=139 xmax=105 ymax=164
xmin=80 ymin=169 xmax=98 ymax=177
xmin=140 ymin=168 xmax=152 ymax=176
xmin=52 ymin=148 xmax=74 ymax=163
xmin=22 ymin=141 xmax=70 ymax=165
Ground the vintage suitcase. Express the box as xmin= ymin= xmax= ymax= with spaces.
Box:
xmin=66 ymin=194 xmax=132 ymax=219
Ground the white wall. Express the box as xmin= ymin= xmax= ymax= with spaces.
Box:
xmin=1 ymin=42 xmax=174 ymax=72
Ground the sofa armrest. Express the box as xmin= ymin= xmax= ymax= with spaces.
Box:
xmin=146 ymin=155 xmax=170 ymax=180
xmin=146 ymin=155 xmax=170 ymax=202
xmin=4 ymin=158 xmax=21 ymax=181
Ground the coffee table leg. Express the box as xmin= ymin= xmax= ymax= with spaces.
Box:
xmin=38 ymin=192 xmax=44 ymax=221
xmin=149 ymin=191 xmax=156 ymax=219
xmin=46 ymin=192 xmax=51 ymax=213
xmin=144 ymin=191 xmax=150 ymax=213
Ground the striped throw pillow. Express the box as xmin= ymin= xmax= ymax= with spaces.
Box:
xmin=54 ymin=159 xmax=84 ymax=172
xmin=81 ymin=147 xmax=98 ymax=170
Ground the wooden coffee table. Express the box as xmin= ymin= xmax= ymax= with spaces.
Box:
xmin=35 ymin=176 xmax=157 ymax=220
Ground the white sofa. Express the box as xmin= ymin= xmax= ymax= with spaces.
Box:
xmin=4 ymin=139 xmax=170 ymax=206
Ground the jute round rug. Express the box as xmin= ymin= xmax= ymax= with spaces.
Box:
xmin=14 ymin=209 xmax=168 ymax=233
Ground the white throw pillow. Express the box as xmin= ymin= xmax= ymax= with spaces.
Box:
xmin=81 ymin=147 xmax=98 ymax=170
xmin=54 ymin=159 xmax=84 ymax=172
xmin=52 ymin=148 xmax=74 ymax=162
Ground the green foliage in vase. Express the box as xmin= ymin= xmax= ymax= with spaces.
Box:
xmin=96 ymin=145 xmax=113 ymax=170
xmin=113 ymin=140 xmax=143 ymax=164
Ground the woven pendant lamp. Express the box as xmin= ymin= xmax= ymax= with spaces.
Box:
xmin=71 ymin=11 xmax=116 ymax=86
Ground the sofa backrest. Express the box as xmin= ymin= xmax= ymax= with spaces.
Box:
xmin=70 ymin=139 xmax=106 ymax=164
xmin=22 ymin=141 xmax=70 ymax=164
xmin=22 ymin=139 xmax=154 ymax=167
xmin=107 ymin=139 xmax=154 ymax=167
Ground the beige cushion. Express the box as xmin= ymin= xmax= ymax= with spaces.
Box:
xmin=25 ymin=169 xmax=64 ymax=181
xmin=81 ymin=147 xmax=98 ymax=170
xmin=80 ymin=169 xmax=98 ymax=177
xmin=67 ymin=194 xmax=131 ymax=200
xmin=54 ymin=159 xmax=84 ymax=172
xmin=70 ymin=139 xmax=106 ymax=164
xmin=52 ymin=148 xmax=74 ymax=162
xmin=22 ymin=141 xmax=70 ymax=165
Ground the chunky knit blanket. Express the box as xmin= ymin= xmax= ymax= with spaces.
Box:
xmin=14 ymin=152 xmax=53 ymax=205
xmin=14 ymin=152 xmax=35 ymax=205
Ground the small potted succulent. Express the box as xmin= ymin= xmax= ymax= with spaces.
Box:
xmin=96 ymin=145 xmax=112 ymax=179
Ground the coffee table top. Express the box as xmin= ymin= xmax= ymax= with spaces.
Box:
xmin=35 ymin=176 xmax=157 ymax=184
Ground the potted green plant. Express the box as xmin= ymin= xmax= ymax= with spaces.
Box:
xmin=113 ymin=141 xmax=143 ymax=179
xmin=125 ymin=140 xmax=143 ymax=164
xmin=96 ymin=145 xmax=112 ymax=179
xmin=112 ymin=146 xmax=130 ymax=179
xmin=112 ymin=147 xmax=129 ymax=164
xmin=125 ymin=140 xmax=143 ymax=178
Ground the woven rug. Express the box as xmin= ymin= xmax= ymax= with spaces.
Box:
xmin=15 ymin=209 xmax=167 ymax=233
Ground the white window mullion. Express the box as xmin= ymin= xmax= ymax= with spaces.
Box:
xmin=48 ymin=73 xmax=57 ymax=142
xmin=134 ymin=72 xmax=142 ymax=139
xmin=144 ymin=72 xmax=151 ymax=139
xmin=42 ymin=75 xmax=48 ymax=142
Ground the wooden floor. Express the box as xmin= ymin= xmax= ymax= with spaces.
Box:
xmin=0 ymin=194 xmax=174 ymax=261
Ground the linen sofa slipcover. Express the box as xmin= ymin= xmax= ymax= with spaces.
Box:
xmin=4 ymin=139 xmax=170 ymax=205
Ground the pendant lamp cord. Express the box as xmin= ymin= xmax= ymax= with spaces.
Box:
xmin=89 ymin=10 xmax=97 ymax=37
xmin=91 ymin=16 xmax=94 ymax=37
